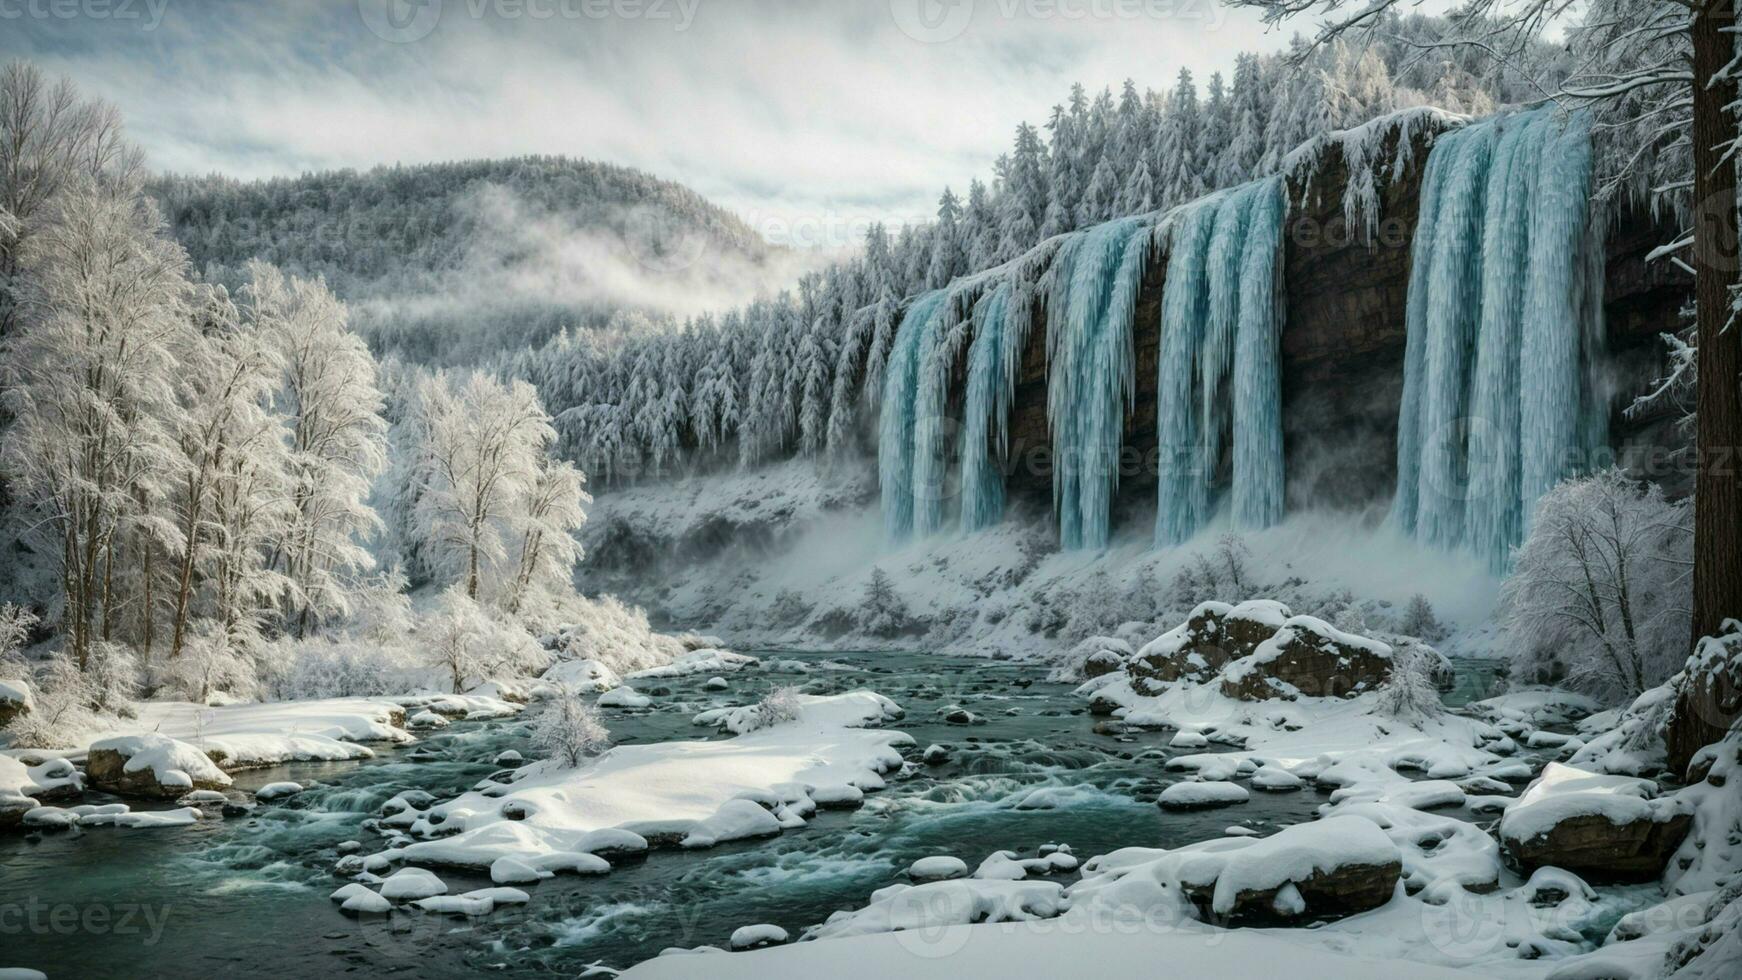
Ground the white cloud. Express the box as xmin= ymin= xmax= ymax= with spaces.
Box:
xmin=4 ymin=0 xmax=1290 ymax=247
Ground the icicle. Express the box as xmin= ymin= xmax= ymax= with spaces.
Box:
xmin=1232 ymin=177 xmax=1287 ymax=529
xmin=879 ymin=290 xmax=948 ymax=540
xmin=1045 ymin=216 xmax=1148 ymax=549
xmin=960 ymin=283 xmax=1012 ymax=532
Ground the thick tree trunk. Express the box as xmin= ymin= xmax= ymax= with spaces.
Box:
xmin=1672 ymin=0 xmax=1742 ymax=775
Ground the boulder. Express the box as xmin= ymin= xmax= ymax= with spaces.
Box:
xmin=1129 ymin=601 xmax=1294 ymax=692
xmin=0 ymin=678 xmax=34 ymax=728
xmin=1082 ymin=649 xmax=1126 ymax=680
xmin=1499 ymin=762 xmax=1692 ymax=881
xmin=85 ymin=734 xmax=233 ymax=799
xmin=1219 ymin=616 xmax=1393 ymax=700
xmin=1087 ymin=817 xmax=1403 ymax=926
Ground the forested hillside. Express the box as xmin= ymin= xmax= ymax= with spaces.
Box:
xmin=149 ymin=157 xmax=787 ymax=365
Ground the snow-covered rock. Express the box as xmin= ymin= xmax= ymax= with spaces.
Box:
xmin=728 ymin=924 xmax=788 ymax=951
xmin=1499 ymin=762 xmax=1692 ymax=879
xmin=0 ymin=677 xmax=34 ymax=727
xmin=908 ymin=856 xmax=968 ymax=883
xmin=809 ymin=878 xmax=1065 ymax=941
xmin=629 ymin=649 xmax=757 ymax=681
xmin=1071 ymin=816 xmax=1402 ymax=925
xmin=541 ymin=658 xmax=622 ymax=693
xmin=85 ymin=733 xmax=232 ymax=799
xmin=598 ymin=686 xmax=653 ymax=709
xmin=1218 ymin=615 xmax=1393 ymax=700
xmin=378 ymin=867 xmax=447 ymax=901
xmin=0 ymin=755 xmax=82 ymax=829
xmin=254 ymin=781 xmax=302 ymax=801
xmin=1158 ymin=781 xmax=1250 ymax=810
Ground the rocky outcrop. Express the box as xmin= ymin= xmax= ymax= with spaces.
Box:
xmin=1219 ymin=616 xmax=1394 ymax=701
xmin=1130 ymin=600 xmax=1292 ymax=691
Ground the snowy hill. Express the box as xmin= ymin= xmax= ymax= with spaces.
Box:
xmin=149 ymin=157 xmax=796 ymax=365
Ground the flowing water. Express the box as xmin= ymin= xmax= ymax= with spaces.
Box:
xmin=0 ymin=652 xmax=1492 ymax=978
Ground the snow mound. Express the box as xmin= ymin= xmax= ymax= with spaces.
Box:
xmin=628 ymin=649 xmax=758 ymax=681
xmin=809 ymin=878 xmax=1065 ymax=941
xmin=1158 ymin=781 xmax=1251 ymax=810
xmin=541 ymin=658 xmax=622 ymax=693
xmin=382 ymin=691 xmax=911 ymax=870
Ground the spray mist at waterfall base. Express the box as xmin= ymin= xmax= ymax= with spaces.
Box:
xmin=579 ymin=460 xmax=1501 ymax=662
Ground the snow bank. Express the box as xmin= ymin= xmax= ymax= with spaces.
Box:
xmin=808 ymin=878 xmax=1065 ymax=941
xmin=81 ymin=697 xmax=420 ymax=769
xmin=381 ymin=690 xmax=912 ymax=869
xmin=620 ymin=917 xmax=1482 ymax=980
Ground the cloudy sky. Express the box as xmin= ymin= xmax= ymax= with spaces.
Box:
xmin=2 ymin=0 xmax=1298 ymax=248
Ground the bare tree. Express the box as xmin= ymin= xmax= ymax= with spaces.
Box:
xmin=1498 ymin=470 xmax=1692 ymax=702
xmin=0 ymin=62 xmax=141 ymax=338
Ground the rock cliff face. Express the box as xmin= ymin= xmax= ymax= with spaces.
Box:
xmin=989 ymin=126 xmax=1687 ymax=525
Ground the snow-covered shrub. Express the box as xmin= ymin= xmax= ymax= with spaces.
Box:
xmin=545 ymin=593 xmax=683 ymax=676
xmin=424 ymin=589 xmax=550 ymax=693
xmin=1 ymin=645 xmax=132 ymax=748
xmin=1165 ymin=534 xmax=1262 ymax=611
xmin=1397 ymin=594 xmax=1447 ymax=642
xmin=859 ymin=568 xmax=912 ymax=638
xmin=531 ymin=688 xmax=610 ymax=767
xmin=0 ymin=603 xmax=36 ymax=679
xmin=1371 ymin=641 xmax=1444 ymax=726
xmin=1498 ymin=470 xmax=1691 ymax=703
xmin=262 ymin=638 xmax=421 ymax=700
xmin=770 ymin=589 xmax=811 ymax=627
xmin=735 ymin=685 xmax=804 ymax=733
xmin=154 ymin=624 xmax=259 ymax=704
xmin=346 ymin=567 xmax=415 ymax=648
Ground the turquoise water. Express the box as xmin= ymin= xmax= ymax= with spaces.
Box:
xmin=1 ymin=652 xmax=1415 ymax=977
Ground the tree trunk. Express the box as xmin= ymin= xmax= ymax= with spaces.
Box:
xmin=1671 ymin=0 xmax=1742 ymax=775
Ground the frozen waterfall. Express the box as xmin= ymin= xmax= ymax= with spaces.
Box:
xmin=1154 ymin=175 xmax=1288 ymax=546
xmin=1391 ymin=108 xmax=1606 ymax=571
